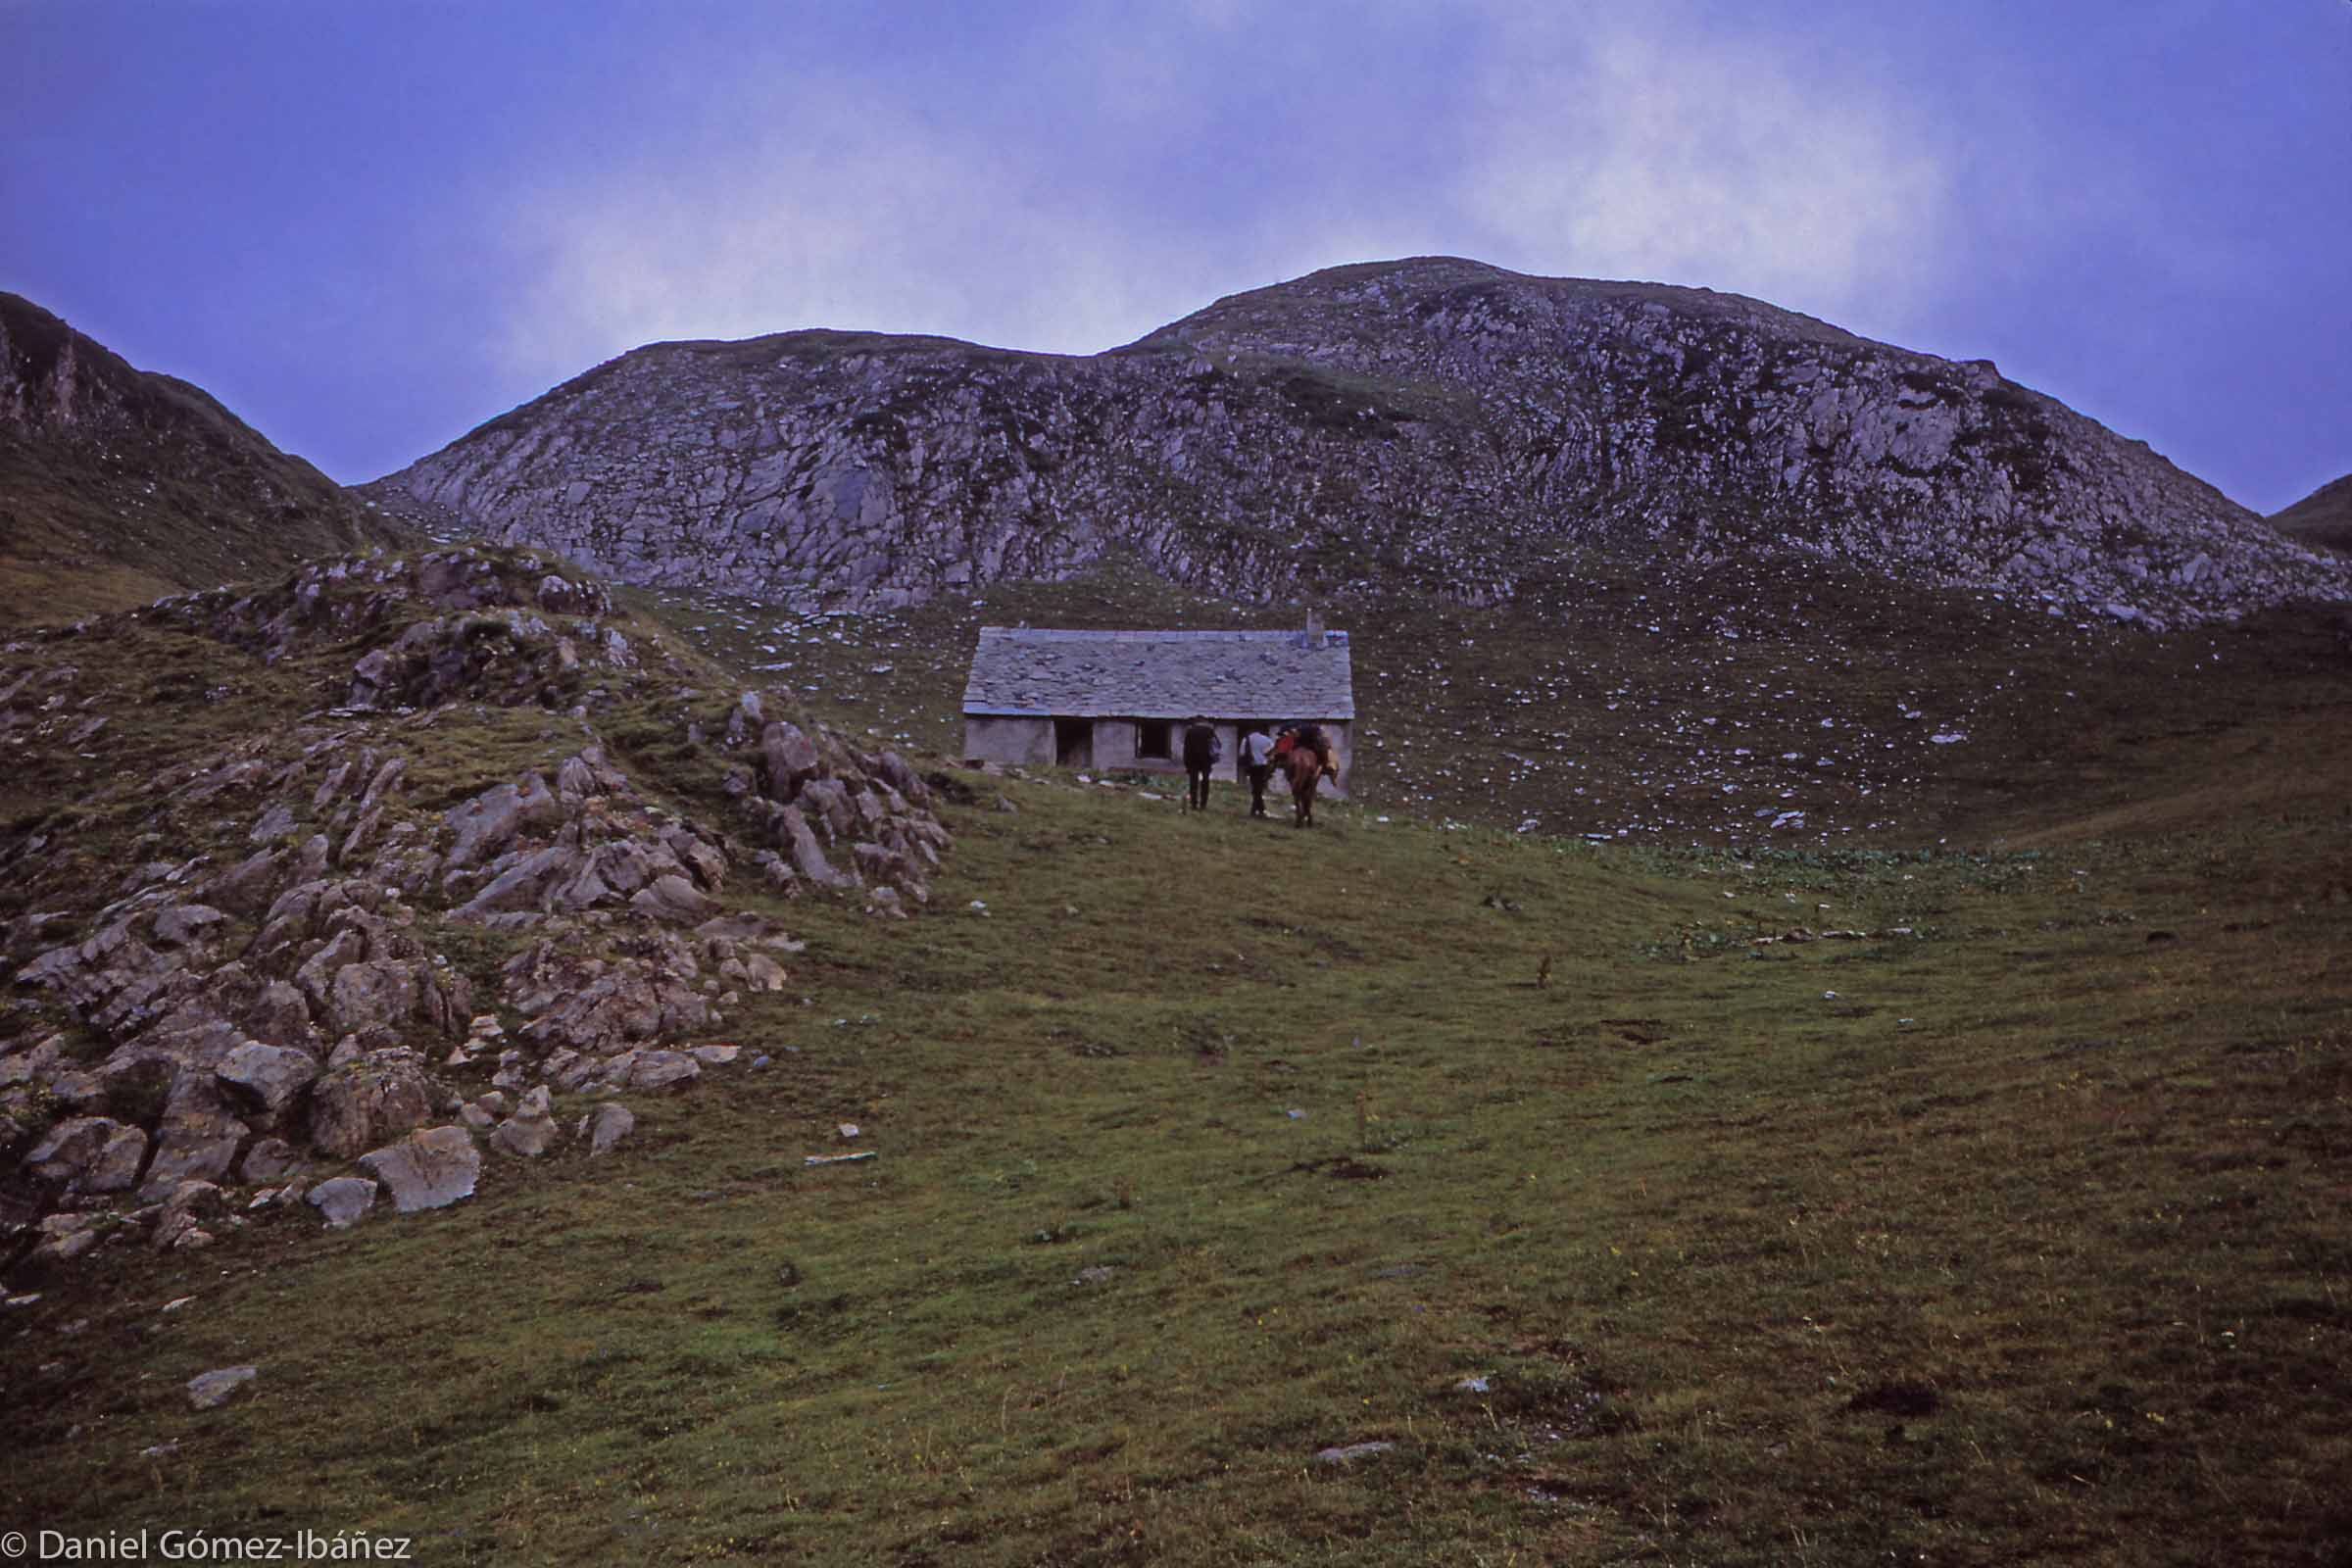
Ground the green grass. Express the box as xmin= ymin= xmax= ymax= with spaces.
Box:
xmin=622 ymin=544 xmax=2352 ymax=852
xmin=7 ymin=771 xmax=2349 ymax=1562
xmin=3 ymin=543 xmax=2350 ymax=1562
xmin=2271 ymin=473 xmax=2352 ymax=559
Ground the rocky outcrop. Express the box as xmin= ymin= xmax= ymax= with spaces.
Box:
xmin=140 ymin=547 xmax=633 ymax=710
xmin=23 ymin=1116 xmax=146 ymax=1195
xmin=0 ymin=548 xmax=956 ymax=1278
xmin=386 ymin=258 xmax=2351 ymax=630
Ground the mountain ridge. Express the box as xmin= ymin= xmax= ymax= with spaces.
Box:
xmin=386 ymin=256 xmax=2346 ymax=628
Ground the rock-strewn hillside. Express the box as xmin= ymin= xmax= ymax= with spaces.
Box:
xmin=0 ymin=547 xmax=951 ymax=1272
xmin=386 ymin=257 xmax=2347 ymax=629
xmin=0 ymin=293 xmax=408 ymax=624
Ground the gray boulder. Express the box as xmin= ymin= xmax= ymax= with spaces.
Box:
xmin=82 ymin=1120 xmax=150 ymax=1193
xmin=443 ymin=775 xmax=561 ymax=871
xmin=760 ymin=720 xmax=821 ymax=801
xmin=490 ymin=1086 xmax=560 ymax=1157
xmin=325 ymin=958 xmax=418 ymax=1036
xmin=187 ymin=1366 xmax=258 ymax=1410
xmin=152 ymin=904 xmax=229 ymax=948
xmin=242 ymin=980 xmax=318 ymax=1050
xmin=24 ymin=1116 xmax=147 ymax=1194
xmin=139 ymin=1110 xmax=250 ymax=1200
xmin=357 ymin=756 xmax=408 ymax=814
xmin=777 ymin=806 xmax=847 ymax=886
xmin=308 ymin=1051 xmax=434 ymax=1159
xmin=201 ymin=848 xmax=285 ymax=915
xmin=504 ymin=939 xmax=711 ymax=1054
xmin=239 ymin=1136 xmax=302 ymax=1183
xmin=629 ymin=874 xmax=720 ymax=924
xmin=456 ymin=843 xmax=577 ymax=915
xmin=578 ymin=1102 xmax=635 ymax=1155
xmin=215 ymin=1043 xmax=320 ymax=1119
xmin=29 ymin=1211 xmax=101 ymax=1264
xmin=356 ymin=1125 xmax=480 ymax=1213
xmin=308 ymin=1175 xmax=377 ymax=1228
xmin=798 ymin=777 xmax=855 ymax=843
xmin=626 ymin=1051 xmax=700 ymax=1093
xmin=153 ymin=1180 xmax=226 ymax=1250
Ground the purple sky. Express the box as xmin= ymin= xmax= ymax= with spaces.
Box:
xmin=4 ymin=1 xmax=2346 ymax=513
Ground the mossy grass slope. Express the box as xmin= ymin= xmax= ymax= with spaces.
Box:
xmin=0 ymin=292 xmax=411 ymax=628
xmin=5 ymin=563 xmax=2349 ymax=1562
xmin=2271 ymin=472 xmax=2352 ymax=559
xmin=620 ymin=542 xmax=2352 ymax=850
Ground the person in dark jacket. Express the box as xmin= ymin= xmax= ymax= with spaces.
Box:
xmin=1182 ymin=717 xmax=1220 ymax=809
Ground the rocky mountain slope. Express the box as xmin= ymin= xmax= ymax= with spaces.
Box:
xmin=386 ymin=257 xmax=2347 ymax=629
xmin=2272 ymin=472 xmax=2352 ymax=557
xmin=1 ymin=546 xmax=951 ymax=1271
xmin=0 ymin=293 xmax=407 ymax=625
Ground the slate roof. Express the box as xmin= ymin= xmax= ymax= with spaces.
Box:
xmin=962 ymin=627 xmax=1354 ymax=720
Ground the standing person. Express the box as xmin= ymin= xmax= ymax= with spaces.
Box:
xmin=1182 ymin=716 xmax=1220 ymax=810
xmin=1241 ymin=727 xmax=1276 ymax=818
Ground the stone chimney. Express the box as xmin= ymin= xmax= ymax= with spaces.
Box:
xmin=1303 ymin=610 xmax=1324 ymax=649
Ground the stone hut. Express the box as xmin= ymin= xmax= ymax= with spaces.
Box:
xmin=961 ymin=621 xmax=1356 ymax=794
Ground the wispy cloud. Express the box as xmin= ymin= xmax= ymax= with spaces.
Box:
xmin=492 ymin=90 xmax=1175 ymax=382
xmin=1454 ymin=6 xmax=1955 ymax=329
xmin=491 ymin=2 xmax=1972 ymax=389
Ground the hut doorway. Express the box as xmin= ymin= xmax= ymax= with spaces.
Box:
xmin=1054 ymin=718 xmax=1093 ymax=768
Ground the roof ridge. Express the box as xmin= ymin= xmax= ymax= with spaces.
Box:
xmin=978 ymin=625 xmax=1348 ymax=642
xmin=964 ymin=624 xmax=1354 ymax=719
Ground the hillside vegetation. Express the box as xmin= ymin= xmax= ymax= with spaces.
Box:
xmin=0 ymin=293 xmax=408 ymax=626
xmin=2272 ymin=473 xmax=2352 ymax=559
xmin=4 ymin=545 xmax=2349 ymax=1564
xmin=590 ymin=542 xmax=2352 ymax=851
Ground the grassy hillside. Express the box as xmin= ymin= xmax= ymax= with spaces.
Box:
xmin=5 ymin=569 xmax=2349 ymax=1561
xmin=2272 ymin=473 xmax=2352 ymax=559
xmin=0 ymin=293 xmax=410 ymax=626
xmin=611 ymin=543 xmax=2352 ymax=851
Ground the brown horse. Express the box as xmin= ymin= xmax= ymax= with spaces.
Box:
xmin=1285 ymin=745 xmax=1324 ymax=827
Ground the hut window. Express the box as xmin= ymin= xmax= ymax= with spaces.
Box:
xmin=1136 ymin=719 xmax=1172 ymax=760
